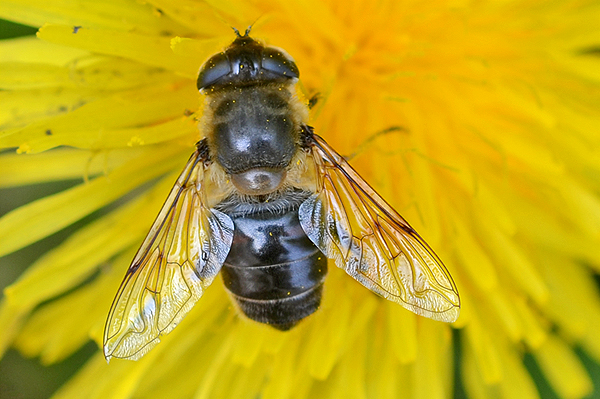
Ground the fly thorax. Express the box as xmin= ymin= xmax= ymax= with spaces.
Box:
xmin=208 ymin=86 xmax=299 ymax=195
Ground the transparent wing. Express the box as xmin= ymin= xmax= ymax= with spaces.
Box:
xmin=103 ymin=147 xmax=234 ymax=361
xmin=299 ymin=132 xmax=460 ymax=322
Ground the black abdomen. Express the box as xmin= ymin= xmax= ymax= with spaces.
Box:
xmin=219 ymin=195 xmax=328 ymax=330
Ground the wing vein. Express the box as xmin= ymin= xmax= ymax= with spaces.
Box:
xmin=103 ymin=145 xmax=234 ymax=361
xmin=299 ymin=131 xmax=460 ymax=323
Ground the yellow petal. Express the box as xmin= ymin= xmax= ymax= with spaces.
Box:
xmin=464 ymin=335 xmax=540 ymax=399
xmin=497 ymin=348 xmax=540 ymax=399
xmin=306 ymin=270 xmax=352 ymax=380
xmin=557 ymin=178 xmax=600 ymax=238
xmin=0 ymin=147 xmax=144 ymax=188
xmin=51 ymin=353 xmax=119 ymax=399
xmin=401 ymin=121 xmax=443 ymax=244
xmin=3 ymin=174 xmax=173 ymax=312
xmin=338 ymin=287 xmax=378 ymax=355
xmin=146 ymin=0 xmax=232 ymax=36
xmin=534 ymin=336 xmax=593 ymax=399
xmin=170 ymin=35 xmax=230 ymax=73
xmin=193 ymin=332 xmax=235 ymax=399
xmin=0 ymin=144 xmax=187 ymax=256
xmin=540 ymin=254 xmax=600 ymax=341
xmin=0 ymin=57 xmax=180 ymax=90
xmin=413 ymin=320 xmax=452 ymax=399
xmin=227 ymin=360 xmax=268 ymax=399
xmin=0 ymin=59 xmax=189 ymax=131
xmin=463 ymin=340 xmax=496 ymax=399
xmin=475 ymin=183 xmax=517 ymax=236
xmin=453 ymin=216 xmax=498 ymax=292
xmin=231 ymin=319 xmax=268 ymax=368
xmin=367 ymin=325 xmax=401 ymax=399
xmin=0 ymin=300 xmax=27 ymax=358
xmin=581 ymin=315 xmax=600 ymax=365
xmin=0 ymin=62 xmax=69 ymax=89
xmin=132 ymin=285 xmax=230 ymax=399
xmin=0 ymin=83 xmax=198 ymax=153
xmin=0 ymin=0 xmax=188 ymax=35
xmin=387 ymin=300 xmax=418 ymax=364
xmin=479 ymin=217 xmax=549 ymax=306
xmin=14 ymin=265 xmax=121 ymax=364
xmin=267 ymin=0 xmax=346 ymax=49
xmin=52 ymin=349 xmax=158 ymax=399
xmin=510 ymin=197 xmax=600 ymax=266
xmin=37 ymin=24 xmax=205 ymax=78
xmin=0 ymin=36 xmax=87 ymax=65
xmin=337 ymin=334 xmax=368 ymax=399
xmin=262 ymin=337 xmax=300 ymax=399
xmin=486 ymin=290 xmax=522 ymax=343
xmin=513 ymin=296 xmax=548 ymax=350
xmin=0 ymin=87 xmax=97 ymax=130
xmin=464 ymin=315 xmax=502 ymax=384
xmin=28 ymin=116 xmax=197 ymax=152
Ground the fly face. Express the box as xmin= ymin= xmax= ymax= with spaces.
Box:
xmin=197 ymin=34 xmax=299 ymax=91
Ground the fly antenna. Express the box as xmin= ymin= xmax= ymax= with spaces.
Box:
xmin=232 ymin=24 xmax=253 ymax=38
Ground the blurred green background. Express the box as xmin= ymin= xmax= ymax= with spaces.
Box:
xmin=0 ymin=16 xmax=599 ymax=399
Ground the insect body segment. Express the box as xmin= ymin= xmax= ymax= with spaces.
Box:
xmin=219 ymin=195 xmax=328 ymax=330
xmin=197 ymin=34 xmax=299 ymax=91
xmin=104 ymin=33 xmax=460 ymax=362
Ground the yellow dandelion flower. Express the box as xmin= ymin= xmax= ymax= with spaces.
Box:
xmin=1 ymin=1 xmax=600 ymax=399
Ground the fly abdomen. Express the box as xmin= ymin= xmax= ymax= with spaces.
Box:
xmin=219 ymin=194 xmax=328 ymax=330
xmin=222 ymin=251 xmax=327 ymax=330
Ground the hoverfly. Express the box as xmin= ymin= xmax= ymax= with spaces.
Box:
xmin=103 ymin=29 xmax=460 ymax=361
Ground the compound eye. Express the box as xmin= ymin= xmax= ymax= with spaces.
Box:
xmin=261 ymin=48 xmax=299 ymax=79
xmin=197 ymin=52 xmax=231 ymax=90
